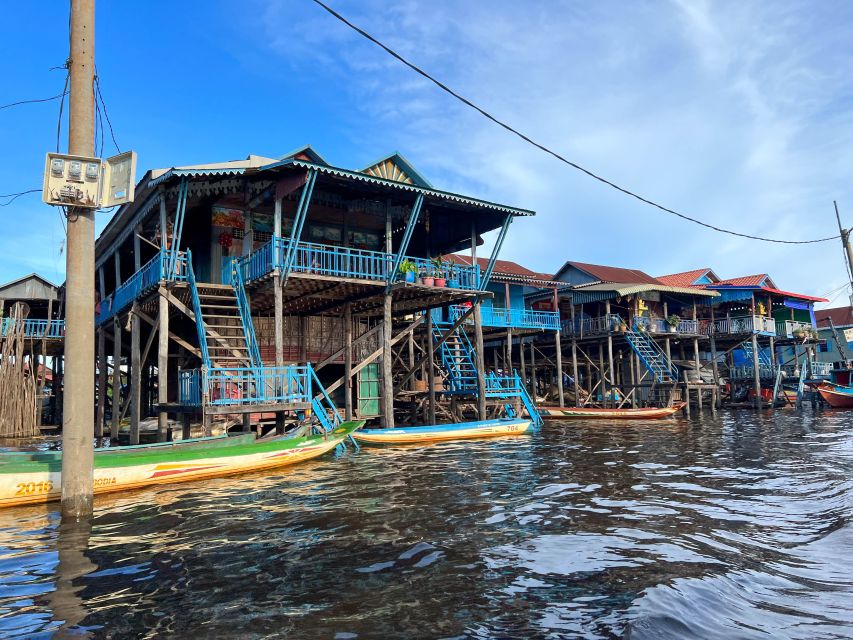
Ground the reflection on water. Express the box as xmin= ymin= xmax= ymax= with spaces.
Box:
xmin=0 ymin=409 xmax=851 ymax=638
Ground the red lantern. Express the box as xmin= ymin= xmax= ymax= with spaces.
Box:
xmin=219 ymin=231 xmax=233 ymax=249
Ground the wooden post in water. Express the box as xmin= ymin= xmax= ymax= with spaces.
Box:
xmin=157 ymin=286 xmax=169 ymax=441
xmin=519 ymin=336 xmax=527 ymax=394
xmin=344 ymin=303 xmax=353 ymax=421
xmin=708 ymin=304 xmax=721 ymax=408
xmin=381 ymin=293 xmax=394 ymax=428
xmin=474 ymin=302 xmax=487 ymax=420
xmin=529 ymin=340 xmax=537 ymax=400
xmin=129 ymin=303 xmax=141 ymax=445
xmin=751 ymin=293 xmax=762 ymax=409
xmin=570 ymin=297 xmax=580 ymax=407
xmin=598 ymin=340 xmax=606 ymax=407
xmin=426 ymin=311 xmax=436 ymax=425
xmin=605 ymin=301 xmax=615 ymax=408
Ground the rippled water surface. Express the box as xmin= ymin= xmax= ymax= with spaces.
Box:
xmin=1 ymin=409 xmax=852 ymax=639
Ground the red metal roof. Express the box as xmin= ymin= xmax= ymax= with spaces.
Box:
xmin=444 ymin=254 xmax=556 ymax=283
xmin=815 ymin=306 xmax=853 ymax=327
xmin=758 ymin=287 xmax=828 ymax=302
xmin=565 ymin=261 xmax=661 ymax=285
xmin=657 ymin=268 xmax=715 ymax=288
xmin=713 ymin=274 xmax=772 ymax=287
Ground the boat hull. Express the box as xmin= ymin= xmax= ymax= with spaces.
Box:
xmin=352 ymin=418 xmax=533 ymax=444
xmin=817 ymin=383 xmax=853 ymax=408
xmin=539 ymin=403 xmax=686 ymax=419
xmin=0 ymin=421 xmax=363 ymax=508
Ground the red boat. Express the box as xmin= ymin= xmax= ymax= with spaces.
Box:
xmin=817 ymin=382 xmax=853 ymax=408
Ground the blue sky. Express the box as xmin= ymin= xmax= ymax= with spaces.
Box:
xmin=2 ymin=0 xmax=852 ymax=305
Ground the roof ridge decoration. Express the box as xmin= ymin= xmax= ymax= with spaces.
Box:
xmin=278 ymin=144 xmax=329 ymax=166
xmin=360 ymin=151 xmax=433 ymax=188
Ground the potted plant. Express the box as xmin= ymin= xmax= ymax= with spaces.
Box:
xmin=421 ymin=266 xmax=434 ymax=287
xmin=447 ymin=267 xmax=460 ymax=289
xmin=399 ymin=259 xmax=416 ymax=283
xmin=793 ymin=327 xmax=805 ymax=339
xmin=666 ymin=314 xmax=680 ymax=333
xmin=431 ymin=257 xmax=446 ymax=287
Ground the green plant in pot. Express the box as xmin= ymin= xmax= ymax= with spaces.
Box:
xmin=399 ymin=259 xmax=417 ymax=283
xmin=431 ymin=257 xmax=446 ymax=287
xmin=421 ymin=264 xmax=434 ymax=287
xmin=666 ymin=314 xmax=681 ymax=332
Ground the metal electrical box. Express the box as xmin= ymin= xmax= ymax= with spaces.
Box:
xmin=43 ymin=150 xmax=137 ymax=209
xmin=102 ymin=151 xmax=137 ymax=207
xmin=43 ymin=153 xmax=102 ymax=208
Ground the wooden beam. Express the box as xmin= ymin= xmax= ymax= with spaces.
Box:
xmin=315 ymin=324 xmax=382 ymax=372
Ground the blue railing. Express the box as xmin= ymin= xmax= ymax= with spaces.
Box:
xmin=484 ymin=371 xmax=542 ymax=426
xmin=226 ymin=257 xmax=262 ymax=368
xmin=237 ymin=237 xmax=481 ymax=290
xmin=450 ymin=305 xmax=560 ymax=330
xmin=186 ymin=250 xmax=211 ymax=367
xmin=177 ymin=364 xmax=341 ymax=420
xmin=1 ymin=318 xmax=65 ymax=339
xmin=97 ymin=249 xmax=187 ymax=326
xmin=178 ymin=368 xmax=202 ymax=406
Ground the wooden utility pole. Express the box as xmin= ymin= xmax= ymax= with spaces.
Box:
xmin=835 ymin=202 xmax=853 ymax=308
xmin=61 ymin=0 xmax=96 ymax=519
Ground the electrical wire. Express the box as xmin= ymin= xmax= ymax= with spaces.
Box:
xmin=94 ymin=75 xmax=120 ymax=153
xmin=55 ymin=73 xmax=70 ymax=153
xmin=0 ymin=91 xmax=69 ymax=111
xmin=309 ymin=0 xmax=840 ymax=245
xmin=0 ymin=189 xmax=40 ymax=206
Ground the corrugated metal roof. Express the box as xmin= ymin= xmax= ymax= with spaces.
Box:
xmin=657 ymin=268 xmax=717 ymax=287
xmin=557 ymin=261 xmax=661 ymax=285
xmin=571 ymin=282 xmax=719 ymax=297
xmin=816 ymin=306 xmax=853 ymax=328
xmin=257 ymin=159 xmax=535 ymax=216
xmin=148 ymin=167 xmax=248 ymax=188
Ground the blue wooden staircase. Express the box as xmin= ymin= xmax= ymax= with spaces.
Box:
xmin=740 ymin=340 xmax=772 ymax=368
xmin=433 ymin=321 xmax=479 ymax=393
xmin=625 ymin=324 xmax=678 ymax=384
xmin=433 ymin=321 xmax=541 ymax=425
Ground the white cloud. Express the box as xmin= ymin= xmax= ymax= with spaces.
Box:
xmin=248 ymin=0 xmax=853 ymax=303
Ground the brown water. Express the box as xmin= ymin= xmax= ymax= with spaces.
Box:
xmin=0 ymin=409 xmax=851 ymax=639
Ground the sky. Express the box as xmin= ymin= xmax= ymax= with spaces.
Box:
xmin=2 ymin=0 xmax=852 ymax=307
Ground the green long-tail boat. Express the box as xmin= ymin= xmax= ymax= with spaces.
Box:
xmin=0 ymin=420 xmax=363 ymax=508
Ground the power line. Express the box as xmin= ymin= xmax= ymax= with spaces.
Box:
xmin=0 ymin=189 xmax=40 ymax=206
xmin=94 ymin=75 xmax=120 ymax=152
xmin=309 ymin=0 xmax=840 ymax=245
xmin=0 ymin=91 xmax=69 ymax=111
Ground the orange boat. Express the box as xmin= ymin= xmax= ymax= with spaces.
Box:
xmin=817 ymin=382 xmax=853 ymax=408
xmin=539 ymin=403 xmax=686 ymax=419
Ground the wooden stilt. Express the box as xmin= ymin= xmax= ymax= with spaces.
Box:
xmin=598 ymin=341 xmax=606 ymax=406
xmin=474 ymin=302 xmax=487 ymax=420
xmin=426 ymin=311 xmax=436 ymax=425
xmin=129 ymin=304 xmax=141 ymax=445
xmin=242 ymin=412 xmax=251 ymax=433
xmin=605 ymin=302 xmax=615 ymax=409
xmin=157 ymin=286 xmax=169 ymax=442
xmin=382 ymin=293 xmax=394 ymax=428
xmin=519 ymin=336 xmax=527 ymax=394
xmin=344 ymin=303 xmax=353 ymax=421
xmin=181 ymin=412 xmax=190 ymax=440
xmin=111 ymin=318 xmax=121 ymax=438
xmin=570 ymin=299 xmax=580 ymax=407
xmin=751 ymin=333 xmax=762 ymax=409
xmin=95 ymin=328 xmax=106 ymax=438
xmin=555 ymin=330 xmax=564 ymax=407
xmin=529 ymin=339 xmax=537 ymax=400
xmin=505 ymin=328 xmax=512 ymax=374
xmin=709 ymin=305 xmax=721 ymax=408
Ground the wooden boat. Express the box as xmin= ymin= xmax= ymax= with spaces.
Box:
xmin=817 ymin=382 xmax=853 ymax=408
xmin=538 ymin=403 xmax=686 ymax=420
xmin=0 ymin=420 xmax=363 ymax=508
xmin=352 ymin=417 xmax=534 ymax=445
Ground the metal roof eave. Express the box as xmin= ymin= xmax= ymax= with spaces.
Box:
xmin=255 ymin=158 xmax=535 ymax=217
xmin=147 ymin=167 xmax=248 ymax=189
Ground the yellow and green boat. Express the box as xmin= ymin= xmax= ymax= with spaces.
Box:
xmin=0 ymin=420 xmax=363 ymax=508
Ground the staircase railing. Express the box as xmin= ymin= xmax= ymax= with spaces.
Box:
xmin=309 ymin=365 xmax=342 ymax=431
xmin=434 ymin=321 xmax=478 ymax=392
xmin=485 ymin=370 xmax=542 ymax=426
xmin=741 ymin=340 xmax=772 ymax=368
xmin=185 ymin=249 xmax=211 ymax=367
xmin=625 ymin=323 xmax=678 ymax=383
xmin=227 ymin=257 xmax=263 ymax=369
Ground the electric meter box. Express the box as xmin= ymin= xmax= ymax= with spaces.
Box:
xmin=42 ymin=150 xmax=137 ymax=209
xmin=43 ymin=153 xmax=102 ymax=208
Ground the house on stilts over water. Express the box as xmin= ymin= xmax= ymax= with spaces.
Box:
xmin=93 ymin=146 xmax=540 ymax=443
